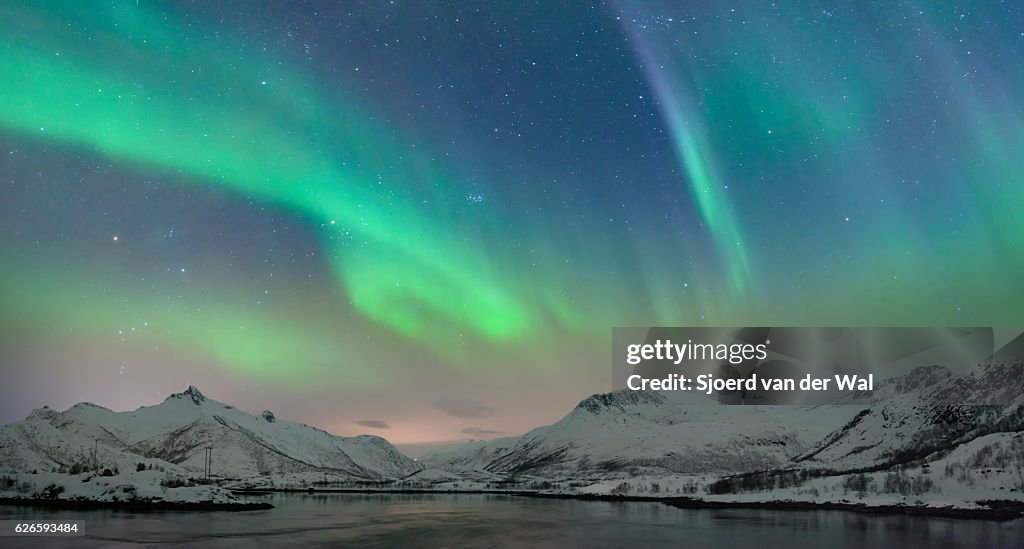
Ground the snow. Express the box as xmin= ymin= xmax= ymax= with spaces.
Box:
xmin=423 ymin=390 xmax=864 ymax=479
xmin=0 ymin=385 xmax=421 ymax=506
xmin=2 ymin=361 xmax=1022 ymax=513
xmin=0 ymin=470 xmax=241 ymax=506
xmin=419 ymin=360 xmax=1024 ymax=512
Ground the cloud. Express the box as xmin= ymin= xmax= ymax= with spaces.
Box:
xmin=354 ymin=419 xmax=390 ymax=429
xmin=461 ymin=427 xmax=503 ymax=437
xmin=433 ymin=395 xmax=494 ymax=419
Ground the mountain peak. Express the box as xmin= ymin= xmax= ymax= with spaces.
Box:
xmin=68 ymin=401 xmax=112 ymax=412
xmin=6 ymin=385 xmax=421 ymax=480
xmin=167 ymin=385 xmax=207 ymax=405
xmin=576 ymin=389 xmax=666 ymax=414
xmin=27 ymin=405 xmax=57 ymax=421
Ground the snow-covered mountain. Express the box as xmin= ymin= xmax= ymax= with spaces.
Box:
xmin=846 ymin=365 xmax=954 ymax=403
xmin=0 ymin=386 xmax=420 ymax=480
xmin=423 ymin=390 xmax=862 ymax=480
xmin=795 ymin=362 xmax=1024 ymax=472
xmin=425 ymin=361 xmax=1024 ymax=484
xmin=4 ymin=360 xmax=1021 ymax=498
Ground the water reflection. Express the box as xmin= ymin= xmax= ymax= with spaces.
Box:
xmin=0 ymin=493 xmax=1021 ymax=548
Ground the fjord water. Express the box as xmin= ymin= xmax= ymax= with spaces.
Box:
xmin=2 ymin=494 xmax=1021 ymax=548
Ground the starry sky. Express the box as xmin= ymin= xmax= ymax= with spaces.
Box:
xmin=2 ymin=1 xmax=1023 ymax=451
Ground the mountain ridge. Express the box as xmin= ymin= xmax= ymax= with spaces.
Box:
xmin=0 ymin=385 xmax=420 ymax=480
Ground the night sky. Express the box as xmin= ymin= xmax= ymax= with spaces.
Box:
xmin=2 ymin=1 xmax=1023 ymax=449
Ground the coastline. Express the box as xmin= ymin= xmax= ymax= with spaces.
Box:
xmin=227 ymin=488 xmax=1024 ymax=521
xmin=2 ymin=487 xmax=1020 ymax=520
xmin=0 ymin=496 xmax=273 ymax=512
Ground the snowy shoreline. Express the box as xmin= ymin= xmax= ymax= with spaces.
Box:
xmin=660 ymin=495 xmax=1024 ymax=521
xmin=226 ymin=487 xmax=1024 ymax=521
xmin=0 ymin=496 xmax=272 ymax=512
xmin=0 ymin=471 xmax=274 ymax=512
xmin=2 ymin=482 xmax=1017 ymax=519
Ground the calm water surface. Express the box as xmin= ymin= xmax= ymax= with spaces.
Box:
xmin=1 ymin=493 xmax=1022 ymax=548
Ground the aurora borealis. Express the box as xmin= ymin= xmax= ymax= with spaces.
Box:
xmin=2 ymin=1 xmax=1023 ymax=447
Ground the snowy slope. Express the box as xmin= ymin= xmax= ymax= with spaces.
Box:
xmin=423 ymin=390 xmax=862 ymax=479
xmin=0 ymin=470 xmax=251 ymax=508
xmin=795 ymin=362 xmax=1024 ymax=472
xmin=844 ymin=365 xmax=955 ymax=404
xmin=0 ymin=406 xmax=179 ymax=476
xmin=421 ymin=437 xmax=522 ymax=480
xmin=0 ymin=386 xmax=420 ymax=480
xmin=577 ymin=431 xmax=1024 ymax=510
xmin=920 ymin=361 xmax=1024 ymax=405
xmin=426 ymin=361 xmax=1024 ymax=484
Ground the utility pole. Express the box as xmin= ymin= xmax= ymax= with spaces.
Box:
xmin=203 ymin=447 xmax=212 ymax=482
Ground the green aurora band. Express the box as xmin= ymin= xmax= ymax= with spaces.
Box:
xmin=1 ymin=1 xmax=571 ymax=346
xmin=2 ymin=1 xmax=1024 ymax=384
xmin=0 ymin=259 xmax=379 ymax=384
